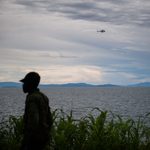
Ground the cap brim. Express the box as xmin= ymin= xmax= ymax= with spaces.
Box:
xmin=19 ymin=79 xmax=25 ymax=82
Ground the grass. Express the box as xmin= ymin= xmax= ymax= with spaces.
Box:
xmin=1 ymin=108 xmax=150 ymax=150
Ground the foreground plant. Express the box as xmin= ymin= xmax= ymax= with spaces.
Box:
xmin=0 ymin=115 xmax=24 ymax=150
xmin=0 ymin=108 xmax=150 ymax=150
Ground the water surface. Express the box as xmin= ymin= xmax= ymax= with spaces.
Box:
xmin=0 ymin=87 xmax=150 ymax=123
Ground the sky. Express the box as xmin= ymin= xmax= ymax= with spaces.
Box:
xmin=0 ymin=0 xmax=150 ymax=85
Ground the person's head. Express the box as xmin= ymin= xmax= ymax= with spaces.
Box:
xmin=20 ymin=72 xmax=40 ymax=93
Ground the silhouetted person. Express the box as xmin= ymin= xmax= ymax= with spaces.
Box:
xmin=19 ymin=72 xmax=53 ymax=150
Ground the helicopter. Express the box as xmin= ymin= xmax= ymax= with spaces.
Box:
xmin=97 ymin=30 xmax=105 ymax=33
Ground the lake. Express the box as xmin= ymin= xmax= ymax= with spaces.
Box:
xmin=0 ymin=87 xmax=150 ymax=124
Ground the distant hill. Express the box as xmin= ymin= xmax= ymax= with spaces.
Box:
xmin=128 ymin=82 xmax=150 ymax=87
xmin=0 ymin=82 xmax=120 ymax=88
xmin=0 ymin=82 xmax=22 ymax=88
xmin=0 ymin=82 xmax=150 ymax=88
xmin=39 ymin=83 xmax=94 ymax=87
xmin=96 ymin=84 xmax=120 ymax=87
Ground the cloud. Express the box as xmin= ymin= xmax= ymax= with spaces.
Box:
xmin=41 ymin=52 xmax=77 ymax=58
xmin=124 ymin=47 xmax=148 ymax=52
xmin=13 ymin=0 xmax=150 ymax=28
xmin=0 ymin=0 xmax=150 ymax=85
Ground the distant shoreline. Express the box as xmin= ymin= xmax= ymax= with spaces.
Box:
xmin=0 ymin=82 xmax=150 ymax=88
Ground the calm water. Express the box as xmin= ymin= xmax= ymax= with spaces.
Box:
xmin=0 ymin=87 xmax=150 ymax=123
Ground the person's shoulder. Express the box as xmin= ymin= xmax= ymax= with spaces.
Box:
xmin=30 ymin=90 xmax=49 ymax=101
xmin=36 ymin=89 xmax=49 ymax=99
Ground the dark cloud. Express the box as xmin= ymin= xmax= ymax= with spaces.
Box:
xmin=62 ymin=2 xmax=96 ymax=10
xmin=59 ymin=52 xmax=77 ymax=58
xmin=14 ymin=0 xmax=150 ymax=28
xmin=15 ymin=1 xmax=36 ymax=7
xmin=41 ymin=53 xmax=78 ymax=59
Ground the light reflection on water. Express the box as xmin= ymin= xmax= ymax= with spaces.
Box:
xmin=0 ymin=87 xmax=150 ymax=124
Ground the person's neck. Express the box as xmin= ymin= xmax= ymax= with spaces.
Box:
xmin=28 ymin=87 xmax=38 ymax=93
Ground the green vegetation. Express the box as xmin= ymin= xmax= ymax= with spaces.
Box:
xmin=1 ymin=108 xmax=150 ymax=150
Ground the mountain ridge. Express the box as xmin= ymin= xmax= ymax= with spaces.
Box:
xmin=0 ymin=82 xmax=150 ymax=88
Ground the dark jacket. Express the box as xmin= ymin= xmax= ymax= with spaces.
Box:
xmin=22 ymin=89 xmax=53 ymax=146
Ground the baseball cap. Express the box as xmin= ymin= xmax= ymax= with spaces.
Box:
xmin=20 ymin=72 xmax=40 ymax=86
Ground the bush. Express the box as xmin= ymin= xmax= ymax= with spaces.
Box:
xmin=1 ymin=108 xmax=150 ymax=150
xmin=0 ymin=115 xmax=24 ymax=150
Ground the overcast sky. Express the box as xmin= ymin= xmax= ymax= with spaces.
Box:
xmin=0 ymin=0 xmax=150 ymax=85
